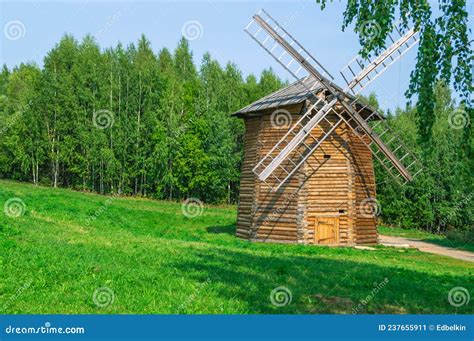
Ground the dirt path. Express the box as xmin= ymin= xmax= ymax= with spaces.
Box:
xmin=379 ymin=235 xmax=474 ymax=263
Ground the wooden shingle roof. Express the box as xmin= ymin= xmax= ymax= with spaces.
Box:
xmin=232 ymin=75 xmax=377 ymax=118
xmin=233 ymin=76 xmax=321 ymax=116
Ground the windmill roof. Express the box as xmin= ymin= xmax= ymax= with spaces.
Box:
xmin=232 ymin=75 xmax=376 ymax=118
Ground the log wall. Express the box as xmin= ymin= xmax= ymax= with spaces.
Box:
xmin=302 ymin=118 xmax=353 ymax=244
xmin=251 ymin=104 xmax=306 ymax=243
xmin=235 ymin=117 xmax=261 ymax=239
xmin=235 ymin=103 xmax=378 ymax=245
xmin=348 ymin=132 xmax=378 ymax=244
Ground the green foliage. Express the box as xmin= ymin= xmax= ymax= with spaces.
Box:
xmin=317 ymin=0 xmax=473 ymax=144
xmin=0 ymin=180 xmax=472 ymax=314
xmin=0 ymin=35 xmax=285 ymax=204
xmin=374 ymin=82 xmax=472 ymax=234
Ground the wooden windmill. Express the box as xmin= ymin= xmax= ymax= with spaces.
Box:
xmin=233 ymin=9 xmax=423 ymax=245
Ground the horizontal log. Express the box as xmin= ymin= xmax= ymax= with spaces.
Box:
xmin=254 ymin=234 xmax=298 ymax=241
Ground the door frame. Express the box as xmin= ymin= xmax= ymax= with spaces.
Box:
xmin=309 ymin=213 xmax=341 ymax=245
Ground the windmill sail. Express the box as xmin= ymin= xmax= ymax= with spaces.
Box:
xmin=245 ymin=10 xmax=345 ymax=190
xmin=337 ymin=99 xmax=423 ymax=183
xmin=245 ymin=9 xmax=422 ymax=190
xmin=339 ymin=20 xmax=423 ymax=183
xmin=254 ymin=97 xmax=340 ymax=184
xmin=340 ymin=26 xmax=420 ymax=95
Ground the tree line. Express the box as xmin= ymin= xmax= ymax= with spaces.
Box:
xmin=371 ymin=83 xmax=472 ymax=240
xmin=0 ymin=35 xmax=285 ymax=203
xmin=0 ymin=35 xmax=471 ymax=237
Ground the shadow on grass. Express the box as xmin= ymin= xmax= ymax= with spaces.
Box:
xmin=165 ymin=246 xmax=474 ymax=314
xmin=206 ymin=224 xmax=236 ymax=235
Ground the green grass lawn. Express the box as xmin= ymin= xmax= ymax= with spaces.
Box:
xmin=1 ymin=180 xmax=472 ymax=314
xmin=378 ymin=226 xmax=474 ymax=253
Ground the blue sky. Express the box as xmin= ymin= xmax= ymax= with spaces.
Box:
xmin=1 ymin=0 xmax=473 ymax=112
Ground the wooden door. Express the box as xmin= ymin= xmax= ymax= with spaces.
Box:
xmin=314 ymin=217 xmax=339 ymax=245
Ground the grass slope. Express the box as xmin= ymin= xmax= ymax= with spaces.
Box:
xmin=0 ymin=180 xmax=472 ymax=314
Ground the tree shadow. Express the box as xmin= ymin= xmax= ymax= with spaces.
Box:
xmin=163 ymin=245 xmax=473 ymax=314
xmin=206 ymin=224 xmax=236 ymax=235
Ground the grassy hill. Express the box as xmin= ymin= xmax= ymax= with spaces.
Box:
xmin=0 ymin=180 xmax=472 ymax=314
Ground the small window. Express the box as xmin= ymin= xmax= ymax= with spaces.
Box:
xmin=339 ymin=209 xmax=345 ymax=214
xmin=324 ymin=154 xmax=331 ymax=159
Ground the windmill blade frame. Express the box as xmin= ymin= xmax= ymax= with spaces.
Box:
xmin=339 ymin=17 xmax=422 ymax=183
xmin=245 ymin=9 xmax=422 ymax=189
xmin=254 ymin=97 xmax=340 ymax=184
xmin=340 ymin=21 xmax=420 ymax=95
xmin=337 ymin=99 xmax=423 ymax=184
